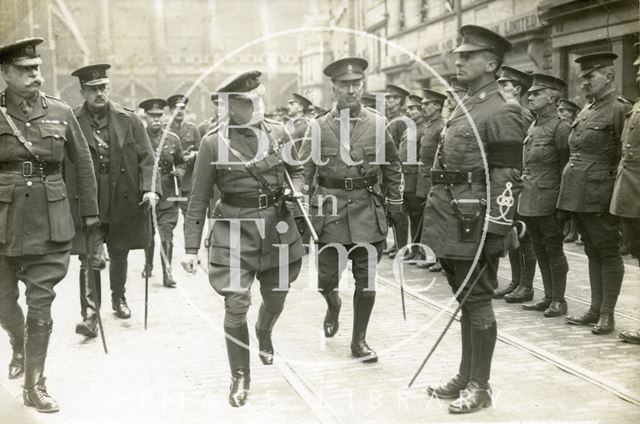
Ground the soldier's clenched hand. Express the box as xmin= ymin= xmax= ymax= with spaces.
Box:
xmin=181 ymin=254 xmax=199 ymax=274
xmin=141 ymin=192 xmax=160 ymax=208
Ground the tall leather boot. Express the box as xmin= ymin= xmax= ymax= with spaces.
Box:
xmin=110 ymin=252 xmax=131 ymax=319
xmin=350 ymin=290 xmax=377 ymax=363
xmin=0 ymin=308 xmax=25 ymax=379
xmin=427 ymin=309 xmax=470 ymax=399
xmin=75 ymin=269 xmax=102 ymax=337
xmin=255 ymin=305 xmax=280 ymax=365
xmin=504 ymin=238 xmax=536 ymax=302
xmin=225 ymin=324 xmax=250 ymax=407
xmin=545 ymin=253 xmax=569 ymax=317
xmin=23 ymin=317 xmax=59 ymax=413
xmin=449 ymin=321 xmax=496 ymax=414
xmin=142 ymin=240 xmax=154 ymax=278
xmin=321 ymin=290 xmax=341 ymax=337
xmin=493 ymin=256 xmax=516 ymax=298
xmin=161 ymin=241 xmax=177 ymax=288
xmin=593 ymin=256 xmax=624 ymax=335
xmin=523 ymin=245 xmax=552 ymax=311
xmin=566 ymin=256 xmax=601 ymax=325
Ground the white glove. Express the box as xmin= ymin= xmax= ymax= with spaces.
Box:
xmin=181 ymin=254 xmax=199 ymax=274
xmin=142 ymin=192 xmax=159 ymax=208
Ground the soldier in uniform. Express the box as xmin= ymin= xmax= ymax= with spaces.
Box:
xmin=415 ymin=89 xmax=446 ymax=270
xmin=493 ymin=65 xmax=538 ymax=304
xmin=397 ymin=94 xmax=426 ymax=262
xmin=285 ymin=92 xmax=312 ymax=149
xmin=299 ymin=57 xmax=403 ymax=362
xmin=166 ymin=94 xmax=201 ymax=223
xmin=181 ymin=71 xmax=305 ymax=407
xmin=558 ymin=99 xmax=580 ymax=122
xmin=141 ymin=98 xmax=185 ymax=288
xmin=68 ymin=64 xmax=158 ymax=335
xmin=613 ymin=44 xmax=640 ymax=344
xmin=0 ymin=38 xmax=98 ymax=413
xmin=198 ymin=92 xmax=218 ymax=136
xmin=422 ymin=26 xmax=525 ymax=413
xmin=518 ymin=73 xmax=571 ymax=317
xmin=561 ymin=52 xmax=630 ymax=335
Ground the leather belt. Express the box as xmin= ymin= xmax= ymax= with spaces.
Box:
xmin=221 ymin=189 xmax=283 ymax=209
xmin=318 ymin=175 xmax=378 ymax=190
xmin=0 ymin=161 xmax=62 ymax=177
xmin=431 ymin=170 xmax=485 ymax=185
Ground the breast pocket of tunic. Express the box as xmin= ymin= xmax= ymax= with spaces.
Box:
xmin=0 ymin=184 xmax=15 ymax=244
xmin=44 ymin=179 xmax=75 ymax=242
xmin=38 ymin=125 xmax=67 ymax=160
xmin=583 ymin=121 xmax=612 ymax=149
xmin=527 ymin=137 xmax=556 ymax=164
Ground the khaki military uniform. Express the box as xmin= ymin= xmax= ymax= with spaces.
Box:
xmin=170 ymin=119 xmax=200 ymax=215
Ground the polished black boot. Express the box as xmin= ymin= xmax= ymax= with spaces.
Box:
xmin=492 ymin=281 xmax=517 ymax=299
xmin=110 ymin=252 xmax=131 ymax=319
xmin=225 ymin=324 xmax=250 ymax=407
xmin=0 ymin=309 xmax=25 ymax=380
xmin=75 ymin=269 xmax=102 ymax=338
xmin=544 ymin=301 xmax=568 ymax=318
xmin=255 ymin=305 xmax=280 ymax=365
xmin=322 ymin=290 xmax=341 ymax=338
xmin=23 ymin=318 xmax=59 ymax=413
xmin=522 ymin=298 xmax=551 ymax=311
xmin=141 ymin=241 xmax=154 ymax=278
xmin=448 ymin=380 xmax=492 ymax=414
xmin=504 ymin=285 xmax=534 ymax=303
xmin=592 ymin=314 xmax=615 ymax=335
xmin=566 ymin=309 xmax=599 ymax=326
xmin=161 ymin=241 xmax=177 ymax=288
xmin=350 ymin=290 xmax=377 ymax=363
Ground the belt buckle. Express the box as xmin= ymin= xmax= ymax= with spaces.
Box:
xmin=344 ymin=178 xmax=353 ymax=190
xmin=22 ymin=161 xmax=33 ymax=177
xmin=258 ymin=193 xmax=268 ymax=209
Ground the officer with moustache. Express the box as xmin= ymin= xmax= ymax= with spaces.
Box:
xmin=0 ymin=38 xmax=98 ymax=413
xmin=299 ymin=57 xmax=403 ymax=363
xmin=422 ymin=26 xmax=525 ymax=413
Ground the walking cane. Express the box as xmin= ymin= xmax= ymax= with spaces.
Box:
xmin=408 ymin=259 xmax=491 ymax=388
xmin=391 ymin=221 xmax=407 ymax=321
xmin=167 ymin=164 xmax=188 ymax=202
xmin=81 ymin=227 xmax=108 ymax=354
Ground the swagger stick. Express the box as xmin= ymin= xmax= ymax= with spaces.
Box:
xmin=81 ymin=228 xmax=108 ymax=353
xmin=391 ymin=221 xmax=407 ymax=321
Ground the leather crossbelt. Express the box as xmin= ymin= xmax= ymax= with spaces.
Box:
xmin=0 ymin=160 xmax=62 ymax=177
xmin=318 ymin=174 xmax=378 ymax=190
xmin=221 ymin=188 xmax=283 ymax=209
xmin=431 ymin=170 xmax=485 ymax=185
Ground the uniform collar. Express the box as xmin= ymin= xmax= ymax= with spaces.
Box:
xmin=591 ymin=87 xmax=617 ymax=108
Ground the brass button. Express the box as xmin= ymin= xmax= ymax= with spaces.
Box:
xmin=25 ymin=122 xmax=31 ymax=127
xmin=26 ymin=181 xmax=33 ymax=187
xmin=96 ymin=129 xmax=100 ymax=133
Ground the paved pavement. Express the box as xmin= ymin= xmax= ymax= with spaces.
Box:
xmin=1 ymin=226 xmax=639 ymax=423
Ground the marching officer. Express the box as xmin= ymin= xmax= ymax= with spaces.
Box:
xmin=68 ymin=64 xmax=158 ymax=327
xmin=285 ymin=92 xmax=312 ymax=149
xmin=612 ymin=43 xmax=640 ymax=344
xmin=299 ymin=57 xmax=404 ymax=363
xmin=518 ymin=73 xmax=571 ymax=317
xmin=397 ymin=94 xmax=426 ymax=262
xmin=415 ymin=89 xmax=446 ymax=270
xmin=561 ymin=52 xmax=630 ymax=335
xmin=167 ymin=94 xmax=201 ymax=223
xmin=493 ymin=65 xmax=538 ymax=304
xmin=0 ymin=37 xmax=98 ymax=413
xmin=181 ymin=70 xmax=305 ymax=407
xmin=422 ymin=26 xmax=525 ymax=413
xmin=141 ymin=98 xmax=185 ymax=288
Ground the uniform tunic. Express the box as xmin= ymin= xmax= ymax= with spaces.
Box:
xmin=416 ymin=117 xmax=444 ymax=198
xmin=170 ymin=119 xmax=200 ymax=195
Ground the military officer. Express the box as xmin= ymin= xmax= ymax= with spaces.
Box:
xmin=493 ymin=65 xmax=538 ymax=304
xmin=612 ymin=43 xmax=640 ymax=344
xmin=167 ymin=94 xmax=201 ymax=222
xmin=181 ymin=70 xmax=305 ymax=407
xmin=518 ymin=73 xmax=571 ymax=317
xmin=285 ymin=92 xmax=312 ymax=149
xmin=141 ymin=98 xmax=185 ymax=288
xmin=0 ymin=37 xmax=98 ymax=413
xmin=397 ymin=94 xmax=426 ymax=263
xmin=561 ymin=52 xmax=630 ymax=335
xmin=415 ymin=89 xmax=446 ymax=270
xmin=299 ymin=57 xmax=404 ymax=363
xmin=67 ymin=64 xmax=158 ymax=328
xmin=422 ymin=26 xmax=526 ymax=413
xmin=558 ymin=99 xmax=580 ymax=122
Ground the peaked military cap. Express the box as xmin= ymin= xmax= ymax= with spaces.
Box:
xmin=139 ymin=98 xmax=167 ymax=114
xmin=575 ymin=52 xmax=618 ymax=78
xmin=498 ymin=65 xmax=532 ymax=90
xmin=289 ymin=92 xmax=313 ymax=110
xmin=453 ymin=25 xmax=512 ymax=57
xmin=0 ymin=37 xmax=44 ymax=66
xmin=386 ymin=83 xmax=410 ymax=98
xmin=71 ymin=63 xmax=111 ymax=86
xmin=323 ymin=57 xmax=368 ymax=81
xmin=216 ymin=70 xmax=262 ymax=93
xmin=528 ymin=73 xmax=567 ymax=92
xmin=557 ymin=99 xmax=579 ymax=113
xmin=406 ymin=94 xmax=423 ymax=108
xmin=167 ymin=94 xmax=188 ymax=108
xmin=422 ymin=89 xmax=447 ymax=104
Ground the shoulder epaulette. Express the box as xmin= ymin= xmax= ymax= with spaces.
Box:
xmin=164 ymin=129 xmax=180 ymax=139
xmin=364 ymin=105 xmax=384 ymax=117
xmin=617 ymin=96 xmax=633 ymax=106
xmin=43 ymin=93 xmax=63 ymax=102
xmin=263 ymin=117 xmax=282 ymax=125
xmin=123 ymin=106 xmax=135 ymax=112
xmin=314 ymin=109 xmax=330 ymax=118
